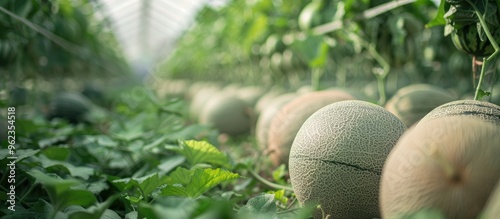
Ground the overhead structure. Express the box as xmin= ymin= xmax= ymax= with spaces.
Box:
xmin=99 ymin=0 xmax=212 ymax=64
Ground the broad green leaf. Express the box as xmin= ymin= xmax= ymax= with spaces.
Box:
xmin=187 ymin=168 xmax=239 ymax=197
xmin=477 ymin=89 xmax=492 ymax=100
xmin=64 ymin=195 xmax=119 ymax=219
xmin=272 ymin=164 xmax=286 ymax=182
xmin=73 ymin=178 xmax=109 ymax=194
xmin=178 ymin=140 xmax=231 ymax=168
xmin=137 ymin=198 xmax=196 ymax=219
xmin=134 ymin=173 xmax=164 ymax=196
xmin=165 ymin=167 xmax=193 ymax=186
xmin=96 ymin=135 xmax=118 ymax=147
xmin=111 ymin=173 xmax=166 ymax=197
xmin=1 ymin=199 xmax=53 ymax=219
xmin=161 ymin=168 xmax=239 ymax=198
xmin=56 ymin=189 xmax=97 ymax=209
xmin=309 ymin=40 xmax=330 ymax=68
xmin=27 ymin=170 xmax=97 ymax=211
xmin=237 ymin=194 xmax=277 ymax=218
xmin=158 ymin=155 xmax=186 ymax=174
xmin=267 ymin=189 xmax=288 ymax=205
xmin=243 ymin=13 xmax=268 ymax=51
xmin=36 ymin=155 xmax=94 ymax=180
xmin=42 ymin=147 xmax=69 ymax=161
xmin=0 ymin=149 xmax=39 ymax=161
xmin=38 ymin=136 xmax=68 ymax=148
xmin=426 ymin=0 xmax=446 ymax=28
xmin=291 ymin=35 xmax=329 ymax=68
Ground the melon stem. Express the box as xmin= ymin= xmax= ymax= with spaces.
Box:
xmin=247 ymin=169 xmax=294 ymax=191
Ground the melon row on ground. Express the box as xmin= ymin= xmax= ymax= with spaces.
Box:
xmin=380 ymin=100 xmax=500 ymax=219
xmin=287 ymin=98 xmax=500 ymax=219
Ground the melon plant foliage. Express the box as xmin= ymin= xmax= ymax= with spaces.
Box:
xmin=2 ymin=0 xmax=500 ymax=218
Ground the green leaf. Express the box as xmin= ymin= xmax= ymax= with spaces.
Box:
xmin=267 ymin=189 xmax=288 ymax=205
xmin=161 ymin=168 xmax=240 ymax=198
xmin=178 ymin=140 xmax=231 ymax=168
xmin=426 ymin=0 xmax=446 ymax=28
xmin=63 ymin=195 xmax=119 ymax=219
xmin=27 ymin=170 xmax=97 ymax=211
xmin=237 ymin=194 xmax=277 ymax=218
xmin=272 ymin=164 xmax=286 ymax=182
xmin=41 ymin=147 xmax=69 ymax=161
xmin=0 ymin=149 xmax=39 ymax=161
xmin=137 ymin=197 xmax=196 ymax=219
xmin=158 ymin=155 xmax=186 ymax=174
xmin=165 ymin=167 xmax=193 ymax=186
xmin=477 ymin=89 xmax=492 ymax=100
xmin=36 ymin=155 xmax=94 ymax=180
xmin=111 ymin=173 xmax=165 ymax=197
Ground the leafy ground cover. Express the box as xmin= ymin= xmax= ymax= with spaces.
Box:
xmin=0 ymin=86 xmax=317 ymax=219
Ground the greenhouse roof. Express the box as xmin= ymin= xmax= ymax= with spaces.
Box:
xmin=99 ymin=0 xmax=225 ymax=63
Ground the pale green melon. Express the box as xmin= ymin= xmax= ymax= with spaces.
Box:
xmin=385 ymin=84 xmax=457 ymax=127
xmin=255 ymin=93 xmax=298 ymax=150
xmin=237 ymin=86 xmax=267 ymax=108
xmin=380 ymin=116 xmax=500 ymax=219
xmin=267 ymin=90 xmax=356 ymax=166
xmin=418 ymin=100 xmax=500 ymax=125
xmin=189 ymin=86 xmax=221 ymax=121
xmin=483 ymin=180 xmax=500 ymax=219
xmin=47 ymin=92 xmax=93 ymax=124
xmin=199 ymin=92 xmax=251 ymax=136
xmin=254 ymin=88 xmax=286 ymax=114
xmin=289 ymin=100 xmax=406 ymax=219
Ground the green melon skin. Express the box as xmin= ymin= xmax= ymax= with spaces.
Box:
xmin=385 ymin=84 xmax=457 ymax=127
xmin=199 ymin=92 xmax=251 ymax=136
xmin=289 ymin=100 xmax=406 ymax=219
xmin=483 ymin=180 xmax=500 ymax=219
xmin=268 ymin=90 xmax=356 ymax=166
xmin=189 ymin=86 xmax=221 ymax=121
xmin=379 ymin=116 xmax=500 ymax=219
xmin=255 ymin=93 xmax=298 ymax=150
xmin=47 ymin=92 xmax=93 ymax=124
xmin=418 ymin=99 xmax=500 ymax=125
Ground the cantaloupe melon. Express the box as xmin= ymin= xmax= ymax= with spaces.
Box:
xmin=289 ymin=100 xmax=406 ymax=219
xmin=418 ymin=99 xmax=500 ymax=125
xmin=267 ymin=90 xmax=356 ymax=166
xmin=380 ymin=116 xmax=500 ymax=219
xmin=483 ymin=180 xmax=500 ymax=219
xmin=255 ymin=93 xmax=298 ymax=150
xmin=254 ymin=88 xmax=286 ymax=114
xmin=385 ymin=84 xmax=457 ymax=127
xmin=237 ymin=86 xmax=267 ymax=108
xmin=189 ymin=85 xmax=221 ymax=121
xmin=47 ymin=92 xmax=93 ymax=124
xmin=199 ymin=92 xmax=251 ymax=136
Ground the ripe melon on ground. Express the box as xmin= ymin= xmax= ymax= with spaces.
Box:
xmin=47 ymin=92 xmax=94 ymax=124
xmin=289 ymin=100 xmax=406 ymax=219
xmin=267 ymin=89 xmax=356 ymax=166
xmin=483 ymin=180 xmax=500 ymax=219
xmin=385 ymin=84 xmax=457 ymax=127
xmin=255 ymin=93 xmax=297 ymax=150
xmin=380 ymin=101 xmax=500 ymax=219
xmin=199 ymin=92 xmax=251 ymax=136
xmin=189 ymin=85 xmax=221 ymax=121
xmin=419 ymin=100 xmax=500 ymax=124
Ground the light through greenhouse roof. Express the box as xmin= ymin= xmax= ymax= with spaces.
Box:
xmin=99 ymin=0 xmax=220 ymax=63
